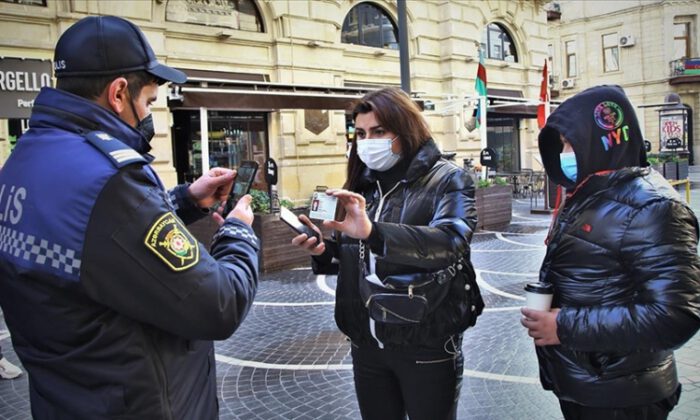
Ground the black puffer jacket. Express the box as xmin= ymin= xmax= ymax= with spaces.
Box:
xmin=537 ymin=168 xmax=700 ymax=407
xmin=537 ymin=85 xmax=700 ymax=407
xmin=313 ymin=139 xmax=478 ymax=348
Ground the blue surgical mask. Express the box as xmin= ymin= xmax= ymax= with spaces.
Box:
xmin=560 ymin=152 xmax=577 ymax=182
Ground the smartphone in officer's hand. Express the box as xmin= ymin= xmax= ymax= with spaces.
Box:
xmin=279 ymin=207 xmax=320 ymax=242
xmin=224 ymin=160 xmax=258 ymax=214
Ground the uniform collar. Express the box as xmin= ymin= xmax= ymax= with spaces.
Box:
xmin=29 ymin=87 xmax=152 ymax=154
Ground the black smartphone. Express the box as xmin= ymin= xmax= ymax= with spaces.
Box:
xmin=224 ymin=160 xmax=258 ymax=214
xmin=279 ymin=207 xmax=320 ymax=242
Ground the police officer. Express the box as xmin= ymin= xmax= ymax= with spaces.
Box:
xmin=0 ymin=16 xmax=259 ymax=419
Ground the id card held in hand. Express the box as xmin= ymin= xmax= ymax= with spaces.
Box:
xmin=309 ymin=192 xmax=338 ymax=221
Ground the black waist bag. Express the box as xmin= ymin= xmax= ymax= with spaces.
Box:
xmin=358 ymin=242 xmax=483 ymax=325
xmin=359 ymin=267 xmax=454 ymax=324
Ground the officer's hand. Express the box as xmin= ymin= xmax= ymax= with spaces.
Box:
xmin=212 ymin=194 xmax=254 ymax=226
xmin=188 ymin=168 xmax=236 ymax=209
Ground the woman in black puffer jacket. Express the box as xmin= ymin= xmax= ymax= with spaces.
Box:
xmin=292 ymin=88 xmax=481 ymax=420
xmin=521 ymin=85 xmax=700 ymax=420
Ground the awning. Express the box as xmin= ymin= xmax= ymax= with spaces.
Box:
xmin=487 ymin=88 xmax=538 ymax=117
xmin=168 ymin=69 xmax=376 ymax=111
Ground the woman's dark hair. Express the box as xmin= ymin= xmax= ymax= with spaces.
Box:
xmin=344 ymin=87 xmax=431 ymax=191
xmin=56 ymin=71 xmax=160 ymax=100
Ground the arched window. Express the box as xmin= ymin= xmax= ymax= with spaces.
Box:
xmin=342 ymin=3 xmax=398 ymax=50
xmin=166 ymin=0 xmax=264 ymax=33
xmin=480 ymin=23 xmax=518 ymax=62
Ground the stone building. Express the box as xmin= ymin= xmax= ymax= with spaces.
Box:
xmin=0 ymin=0 xmax=550 ymax=203
xmin=547 ymin=0 xmax=700 ymax=163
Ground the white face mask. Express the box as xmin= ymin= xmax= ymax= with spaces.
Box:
xmin=356 ymin=137 xmax=401 ymax=171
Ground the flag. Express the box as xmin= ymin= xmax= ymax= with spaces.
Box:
xmin=473 ymin=48 xmax=487 ymax=128
xmin=537 ymin=60 xmax=549 ymax=129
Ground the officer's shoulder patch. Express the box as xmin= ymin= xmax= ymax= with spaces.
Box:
xmin=144 ymin=212 xmax=200 ymax=271
xmin=84 ymin=131 xmax=148 ymax=168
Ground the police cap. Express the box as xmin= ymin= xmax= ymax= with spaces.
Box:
xmin=54 ymin=15 xmax=187 ymax=84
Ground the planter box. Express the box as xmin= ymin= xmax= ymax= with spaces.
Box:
xmin=187 ymin=209 xmax=325 ymax=273
xmin=663 ymin=161 xmax=678 ymax=180
xmin=678 ymin=159 xmax=689 ymax=180
xmin=475 ymin=185 xmax=512 ymax=230
xmin=252 ymin=209 xmax=329 ymax=272
xmin=649 ymin=163 xmax=663 ymax=176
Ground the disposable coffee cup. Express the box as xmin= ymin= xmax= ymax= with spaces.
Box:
xmin=524 ymin=282 xmax=554 ymax=311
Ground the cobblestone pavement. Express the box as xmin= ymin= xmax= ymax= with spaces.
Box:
xmin=2 ymin=170 xmax=700 ymax=419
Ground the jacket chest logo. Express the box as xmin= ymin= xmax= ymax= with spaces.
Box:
xmin=144 ymin=212 xmax=199 ymax=271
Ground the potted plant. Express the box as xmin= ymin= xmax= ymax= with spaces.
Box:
xmin=248 ymin=190 xmax=321 ymax=272
xmin=475 ymin=177 xmax=512 ymax=230
xmin=187 ymin=190 xmax=317 ymax=272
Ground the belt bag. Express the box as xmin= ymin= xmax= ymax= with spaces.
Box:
xmin=358 ymin=242 xmax=459 ymax=325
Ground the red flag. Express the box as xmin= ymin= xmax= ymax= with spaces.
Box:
xmin=473 ymin=49 xmax=487 ymax=128
xmin=537 ymin=60 xmax=549 ymax=129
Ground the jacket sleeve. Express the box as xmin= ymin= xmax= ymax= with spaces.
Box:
xmin=373 ymin=168 xmax=477 ymax=270
xmin=311 ymin=235 xmax=340 ymax=275
xmin=80 ymin=165 xmax=260 ymax=341
xmin=557 ymin=199 xmax=700 ymax=352
xmin=168 ymin=183 xmax=210 ymax=226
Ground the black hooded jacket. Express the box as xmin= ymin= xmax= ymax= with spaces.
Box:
xmin=312 ymin=139 xmax=478 ymax=349
xmin=536 ymin=85 xmax=700 ymax=407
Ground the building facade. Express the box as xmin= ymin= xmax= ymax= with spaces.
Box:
xmin=0 ymin=0 xmax=550 ymax=204
xmin=547 ymin=0 xmax=700 ymax=163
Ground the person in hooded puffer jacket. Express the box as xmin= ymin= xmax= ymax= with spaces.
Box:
xmin=521 ymin=85 xmax=700 ymax=419
xmin=292 ymin=87 xmax=480 ymax=420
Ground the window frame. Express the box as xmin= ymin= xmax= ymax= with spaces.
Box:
xmin=480 ymin=23 xmax=518 ymax=62
xmin=673 ymin=22 xmax=691 ymax=59
xmin=565 ymin=40 xmax=577 ymax=78
xmin=0 ymin=0 xmax=46 ymax=5
xmin=602 ymin=33 xmax=620 ymax=73
xmin=341 ymin=3 xmax=399 ymax=50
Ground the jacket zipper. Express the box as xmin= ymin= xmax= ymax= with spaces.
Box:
xmin=367 ymin=180 xmax=403 ymax=349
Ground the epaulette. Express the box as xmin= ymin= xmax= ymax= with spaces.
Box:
xmin=84 ymin=131 xmax=148 ymax=168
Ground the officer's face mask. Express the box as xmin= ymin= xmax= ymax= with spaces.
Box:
xmin=125 ymin=90 xmax=155 ymax=143
xmin=560 ymin=152 xmax=577 ymax=182
xmin=134 ymin=112 xmax=155 ymax=143
xmin=357 ymin=136 xmax=401 ymax=172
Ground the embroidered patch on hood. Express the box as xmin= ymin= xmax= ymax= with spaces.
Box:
xmin=538 ymin=85 xmax=647 ymax=189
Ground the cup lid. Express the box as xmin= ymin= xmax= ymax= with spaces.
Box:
xmin=524 ymin=282 xmax=553 ymax=294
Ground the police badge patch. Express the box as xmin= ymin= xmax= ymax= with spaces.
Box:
xmin=145 ymin=212 xmax=199 ymax=271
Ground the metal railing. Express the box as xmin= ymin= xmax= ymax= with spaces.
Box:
xmin=668 ymin=178 xmax=691 ymax=203
xmin=670 ymin=57 xmax=700 ymax=77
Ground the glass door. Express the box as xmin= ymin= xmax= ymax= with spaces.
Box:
xmin=175 ymin=111 xmax=268 ymax=190
xmin=487 ymin=117 xmax=520 ymax=173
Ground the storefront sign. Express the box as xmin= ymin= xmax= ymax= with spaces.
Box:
xmin=659 ymin=112 xmax=686 ymax=151
xmin=480 ymin=147 xmax=498 ymax=169
xmin=0 ymin=57 xmax=52 ymax=119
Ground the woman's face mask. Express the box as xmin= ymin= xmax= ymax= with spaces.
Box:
xmin=560 ymin=152 xmax=577 ymax=182
xmin=356 ymin=136 xmax=401 ymax=171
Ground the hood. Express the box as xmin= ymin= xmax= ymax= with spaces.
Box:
xmin=538 ymin=85 xmax=646 ymax=189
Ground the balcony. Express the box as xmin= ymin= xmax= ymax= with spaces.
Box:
xmin=669 ymin=57 xmax=700 ymax=85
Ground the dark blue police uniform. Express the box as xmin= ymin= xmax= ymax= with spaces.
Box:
xmin=0 ymin=87 xmax=259 ymax=419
